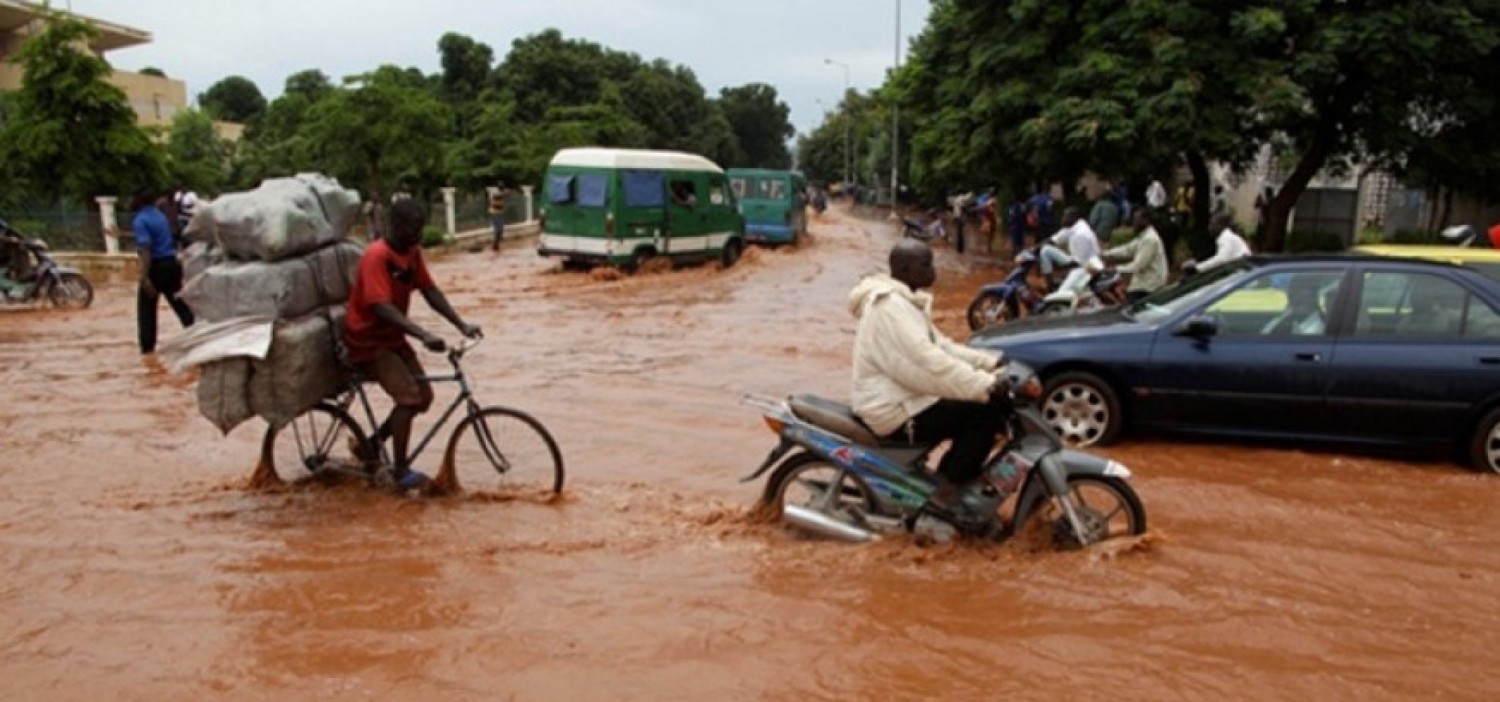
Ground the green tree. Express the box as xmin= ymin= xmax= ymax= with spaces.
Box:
xmin=718 ymin=83 xmax=793 ymax=169
xmin=438 ymin=32 xmax=495 ymax=106
xmin=495 ymin=29 xmax=638 ymax=125
xmin=232 ymin=70 xmax=337 ymax=188
xmin=166 ymin=109 xmax=227 ymax=193
xmin=897 ymin=0 xmax=1500 ymax=252
xmin=302 ymin=66 xmax=451 ymax=196
xmin=199 ymin=75 xmax=267 ymax=123
xmin=0 ymin=9 xmax=164 ymax=201
xmin=140 ymin=66 xmax=166 ymax=77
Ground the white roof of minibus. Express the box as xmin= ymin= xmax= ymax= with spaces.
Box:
xmin=550 ymin=148 xmax=723 ymax=173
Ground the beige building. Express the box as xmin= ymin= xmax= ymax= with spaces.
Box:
xmin=0 ymin=0 xmax=238 ymax=139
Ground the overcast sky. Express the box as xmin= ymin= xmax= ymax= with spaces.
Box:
xmin=67 ymin=0 xmax=932 ymax=137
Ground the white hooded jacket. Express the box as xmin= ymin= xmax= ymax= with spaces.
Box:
xmin=848 ymin=274 xmax=1002 ymax=437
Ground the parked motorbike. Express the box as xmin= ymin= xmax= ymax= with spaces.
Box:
xmin=902 ymin=208 xmax=947 ymax=243
xmin=742 ymin=361 xmax=1147 ymax=547
xmin=1036 ymin=256 xmax=1125 ymax=316
xmin=0 ymin=225 xmax=94 ymax=309
xmin=966 ymin=245 xmax=1058 ymax=330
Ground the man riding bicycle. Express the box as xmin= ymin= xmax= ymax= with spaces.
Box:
xmin=344 ymin=198 xmax=481 ymax=490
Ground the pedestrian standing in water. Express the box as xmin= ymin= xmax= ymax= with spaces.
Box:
xmin=489 ymin=182 xmax=510 ymax=252
xmin=132 ymin=188 xmax=194 ymax=354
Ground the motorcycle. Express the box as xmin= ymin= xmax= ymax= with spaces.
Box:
xmin=1035 ymin=256 xmax=1125 ymax=316
xmin=741 ymin=361 xmax=1147 ymax=547
xmin=0 ymin=226 xmax=94 ymax=308
xmin=965 ymin=245 xmax=1061 ymax=330
xmin=902 ymin=208 xmax=947 ymax=243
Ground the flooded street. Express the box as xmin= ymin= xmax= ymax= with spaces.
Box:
xmin=3 ymin=208 xmax=1499 ymax=700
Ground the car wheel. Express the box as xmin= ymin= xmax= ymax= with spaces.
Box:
xmin=1042 ymin=371 xmax=1123 ymax=447
xmin=1470 ymin=406 xmax=1500 ymax=474
xmin=721 ymin=238 xmax=744 ymax=268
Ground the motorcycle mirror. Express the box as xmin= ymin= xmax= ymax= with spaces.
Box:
xmin=1173 ymin=314 xmax=1219 ymax=339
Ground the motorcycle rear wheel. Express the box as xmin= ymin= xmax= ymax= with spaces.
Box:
xmin=763 ymin=452 xmax=876 ymax=517
xmin=48 ymin=273 xmax=93 ymax=309
xmin=1026 ymin=476 xmax=1146 ymax=548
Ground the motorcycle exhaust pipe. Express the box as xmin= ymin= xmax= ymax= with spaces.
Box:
xmin=782 ymin=504 xmax=880 ymax=543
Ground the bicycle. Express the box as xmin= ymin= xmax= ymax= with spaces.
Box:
xmin=258 ymin=337 xmax=564 ymax=495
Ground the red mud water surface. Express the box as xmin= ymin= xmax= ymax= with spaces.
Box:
xmin=3 ymin=208 xmax=1499 ymax=700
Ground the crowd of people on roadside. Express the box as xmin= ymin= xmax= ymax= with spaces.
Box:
xmin=932 ymin=177 xmax=1257 ymax=300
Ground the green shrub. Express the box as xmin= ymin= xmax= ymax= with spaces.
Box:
xmin=1285 ymin=229 xmax=1347 ymax=253
xmin=1356 ymin=227 xmax=1385 ymax=245
xmin=1388 ymin=228 xmax=1444 ymax=245
xmin=421 ymin=225 xmax=448 ymax=248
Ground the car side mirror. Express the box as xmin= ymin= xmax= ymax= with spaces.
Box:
xmin=1173 ymin=314 xmax=1219 ymax=339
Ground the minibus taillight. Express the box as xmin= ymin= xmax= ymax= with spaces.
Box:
xmin=605 ymin=212 xmax=615 ymax=238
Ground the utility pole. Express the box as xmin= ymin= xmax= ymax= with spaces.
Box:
xmin=824 ymin=58 xmax=852 ymax=187
xmin=891 ymin=0 xmax=901 ymax=210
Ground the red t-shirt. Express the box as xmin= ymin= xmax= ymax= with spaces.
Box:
xmin=1488 ymin=224 xmax=1500 ymax=249
xmin=344 ymin=239 xmax=435 ymax=362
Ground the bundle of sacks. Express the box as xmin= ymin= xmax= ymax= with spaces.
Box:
xmin=180 ymin=173 xmax=365 ymax=434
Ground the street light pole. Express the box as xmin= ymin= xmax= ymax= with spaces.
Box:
xmin=891 ymin=0 xmax=901 ymax=210
xmin=824 ymin=58 xmax=852 ymax=187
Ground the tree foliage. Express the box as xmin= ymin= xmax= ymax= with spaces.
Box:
xmin=719 ymin=83 xmax=793 ymax=169
xmin=166 ymin=109 xmax=228 ymax=194
xmin=198 ymin=75 xmax=267 ymax=124
xmin=220 ymin=29 xmax=791 ymax=198
xmin=895 ymin=0 xmax=1500 ymax=251
xmin=0 ymin=9 xmax=163 ymax=202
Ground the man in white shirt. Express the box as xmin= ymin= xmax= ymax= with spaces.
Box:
xmin=1050 ymin=207 xmax=1100 ymax=265
xmin=1193 ymin=214 xmax=1252 ymax=273
xmin=1104 ymin=209 xmax=1168 ymax=302
xmin=1146 ymin=179 xmax=1167 ymax=210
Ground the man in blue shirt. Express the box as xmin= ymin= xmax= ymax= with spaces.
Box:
xmin=133 ymin=189 xmax=194 ymax=353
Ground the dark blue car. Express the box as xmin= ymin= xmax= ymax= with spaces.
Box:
xmin=969 ymin=256 xmax=1500 ymax=473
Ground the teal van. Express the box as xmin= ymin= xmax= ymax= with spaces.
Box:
xmin=728 ymin=169 xmax=808 ymax=245
xmin=537 ymin=148 xmax=746 ymax=270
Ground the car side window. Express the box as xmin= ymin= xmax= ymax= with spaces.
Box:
xmin=1354 ymin=271 xmax=1466 ymax=338
xmin=1204 ymin=270 xmax=1342 ymax=337
xmin=1465 ymin=296 xmax=1500 ymax=338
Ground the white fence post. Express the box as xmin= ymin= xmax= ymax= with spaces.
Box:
xmin=522 ymin=185 xmax=535 ymax=224
xmin=96 ymin=196 xmax=119 ymax=254
xmin=440 ymin=187 xmax=457 ymax=236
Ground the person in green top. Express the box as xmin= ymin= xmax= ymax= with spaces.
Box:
xmin=1088 ymin=191 xmax=1121 ymax=241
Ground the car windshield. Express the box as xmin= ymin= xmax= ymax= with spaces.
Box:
xmin=1124 ymin=260 xmax=1254 ymax=324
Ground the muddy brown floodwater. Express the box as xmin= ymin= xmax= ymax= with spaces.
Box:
xmin=3 ymin=208 xmax=1500 ymax=701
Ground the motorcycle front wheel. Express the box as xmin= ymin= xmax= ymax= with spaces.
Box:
xmin=1026 ymin=476 xmax=1146 ymax=549
xmin=48 ymin=272 xmax=93 ymax=309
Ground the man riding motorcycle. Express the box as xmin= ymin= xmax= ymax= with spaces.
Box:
xmin=849 ymin=239 xmax=1009 ymax=524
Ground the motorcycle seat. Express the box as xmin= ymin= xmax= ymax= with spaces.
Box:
xmin=788 ymin=394 xmax=884 ymax=447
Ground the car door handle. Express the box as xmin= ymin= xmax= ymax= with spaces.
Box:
xmin=1294 ymin=352 xmax=1322 ymax=362
xmin=1480 ymin=356 xmax=1500 ymax=366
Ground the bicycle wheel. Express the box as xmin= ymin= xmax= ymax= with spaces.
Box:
xmin=258 ymin=402 xmax=369 ymax=484
xmin=440 ymin=406 xmax=564 ymax=494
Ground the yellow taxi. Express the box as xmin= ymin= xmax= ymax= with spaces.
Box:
xmin=1356 ymin=244 xmax=1500 ymax=282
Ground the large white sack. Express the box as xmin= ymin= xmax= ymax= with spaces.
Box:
xmin=181 ymin=241 xmax=223 ymax=283
xmin=197 ymin=358 xmax=254 ymax=435
xmin=186 ymin=173 xmax=362 ymax=262
xmin=180 ymin=241 xmax=364 ymax=323
xmin=158 ymin=315 xmax=275 ymax=375
xmin=248 ymin=306 xmax=350 ymax=429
